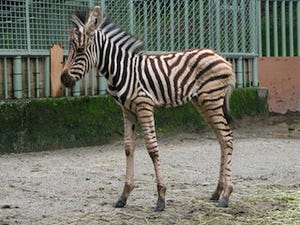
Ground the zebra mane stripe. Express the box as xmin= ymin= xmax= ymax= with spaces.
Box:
xmin=100 ymin=17 xmax=144 ymax=54
xmin=71 ymin=9 xmax=90 ymax=26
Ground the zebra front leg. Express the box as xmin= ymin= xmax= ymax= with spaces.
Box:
xmin=137 ymin=105 xmax=166 ymax=212
xmin=115 ymin=108 xmax=137 ymax=208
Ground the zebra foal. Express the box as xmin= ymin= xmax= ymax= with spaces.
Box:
xmin=61 ymin=6 xmax=236 ymax=211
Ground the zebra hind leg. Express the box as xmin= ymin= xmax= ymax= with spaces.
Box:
xmin=137 ymin=104 xmax=167 ymax=211
xmin=192 ymin=98 xmax=234 ymax=208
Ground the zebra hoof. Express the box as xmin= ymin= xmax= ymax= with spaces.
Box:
xmin=209 ymin=195 xmax=219 ymax=202
xmin=217 ymin=199 xmax=229 ymax=208
xmin=154 ymin=204 xmax=165 ymax=212
xmin=114 ymin=198 xmax=127 ymax=208
xmin=154 ymin=199 xmax=165 ymax=212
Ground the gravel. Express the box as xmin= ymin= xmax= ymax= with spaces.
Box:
xmin=0 ymin=116 xmax=299 ymax=225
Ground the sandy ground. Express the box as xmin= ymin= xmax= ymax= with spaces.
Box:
xmin=0 ymin=116 xmax=299 ymax=225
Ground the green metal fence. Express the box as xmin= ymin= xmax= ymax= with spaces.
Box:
xmin=108 ymin=0 xmax=258 ymax=55
xmin=0 ymin=0 xmax=91 ymax=55
xmin=260 ymin=0 xmax=300 ymax=57
xmin=0 ymin=0 xmax=266 ymax=99
xmin=0 ymin=0 xmax=259 ymax=55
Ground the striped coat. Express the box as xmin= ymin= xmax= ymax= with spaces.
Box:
xmin=61 ymin=6 xmax=235 ymax=211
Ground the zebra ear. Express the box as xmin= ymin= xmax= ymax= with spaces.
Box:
xmin=70 ymin=14 xmax=84 ymax=29
xmin=86 ymin=6 xmax=103 ymax=36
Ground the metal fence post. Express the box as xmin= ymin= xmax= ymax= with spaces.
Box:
xmin=233 ymin=0 xmax=239 ymax=53
xmin=253 ymin=58 xmax=258 ymax=87
xmin=184 ymin=0 xmax=189 ymax=49
xmin=273 ymin=0 xmax=278 ymax=56
xmin=143 ymin=1 xmax=148 ymax=48
xmin=199 ymin=0 xmax=204 ymax=48
xmin=297 ymin=0 xmax=300 ymax=56
xmin=257 ymin=0 xmax=262 ymax=56
xmin=281 ymin=1 xmax=286 ymax=57
xmin=240 ymin=1 xmax=246 ymax=53
xmin=289 ymin=1 xmax=294 ymax=56
xmin=13 ymin=56 xmax=23 ymax=99
xmin=101 ymin=0 xmax=106 ymax=10
xmin=250 ymin=0 xmax=258 ymax=55
xmin=99 ymin=0 xmax=107 ymax=96
xmin=265 ymin=0 xmax=271 ymax=56
xmin=156 ymin=0 xmax=161 ymax=50
xmin=215 ymin=0 xmax=221 ymax=50
xmin=25 ymin=0 xmax=31 ymax=54
xmin=224 ymin=1 xmax=229 ymax=52
xmin=236 ymin=58 xmax=243 ymax=88
xmin=72 ymin=82 xmax=81 ymax=97
xmin=27 ymin=58 xmax=31 ymax=98
xmin=97 ymin=73 xmax=107 ymax=95
xmin=170 ymin=0 xmax=175 ymax=51
xmin=88 ymin=0 xmax=95 ymax=8
xmin=44 ymin=56 xmax=50 ymax=97
xmin=3 ymin=57 xmax=8 ymax=99
xmin=84 ymin=73 xmax=88 ymax=96
xmin=208 ymin=0 xmax=213 ymax=48
xmin=35 ymin=58 xmax=40 ymax=98
xmin=129 ymin=0 xmax=135 ymax=35
xmin=72 ymin=80 xmax=82 ymax=97
xmin=99 ymin=76 xmax=107 ymax=95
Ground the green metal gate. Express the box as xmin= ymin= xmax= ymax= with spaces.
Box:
xmin=260 ymin=0 xmax=300 ymax=57
xmin=0 ymin=0 xmax=264 ymax=99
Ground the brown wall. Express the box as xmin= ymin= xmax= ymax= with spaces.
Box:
xmin=258 ymin=57 xmax=300 ymax=114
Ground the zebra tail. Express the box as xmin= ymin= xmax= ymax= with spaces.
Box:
xmin=223 ymin=72 xmax=236 ymax=125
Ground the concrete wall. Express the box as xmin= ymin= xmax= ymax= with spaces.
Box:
xmin=0 ymin=88 xmax=268 ymax=153
xmin=258 ymin=57 xmax=300 ymax=114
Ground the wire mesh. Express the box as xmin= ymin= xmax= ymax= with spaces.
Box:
xmin=0 ymin=0 xmax=90 ymax=54
xmin=0 ymin=0 xmax=260 ymax=100
xmin=130 ymin=0 xmax=258 ymax=54
xmin=0 ymin=0 xmax=258 ymax=55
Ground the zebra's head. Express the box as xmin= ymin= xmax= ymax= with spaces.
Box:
xmin=61 ymin=6 xmax=103 ymax=88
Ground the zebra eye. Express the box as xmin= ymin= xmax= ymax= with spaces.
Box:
xmin=76 ymin=47 xmax=84 ymax=54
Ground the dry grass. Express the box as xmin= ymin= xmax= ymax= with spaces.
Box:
xmin=52 ymin=183 xmax=299 ymax=225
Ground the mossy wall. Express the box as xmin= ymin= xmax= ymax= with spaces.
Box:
xmin=230 ymin=88 xmax=269 ymax=119
xmin=0 ymin=97 xmax=123 ymax=153
xmin=0 ymin=88 xmax=268 ymax=153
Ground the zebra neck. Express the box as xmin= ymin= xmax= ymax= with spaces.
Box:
xmin=99 ymin=46 xmax=138 ymax=88
xmin=99 ymin=48 xmax=142 ymax=106
xmin=94 ymin=18 xmax=144 ymax=104
xmin=97 ymin=17 xmax=143 ymax=88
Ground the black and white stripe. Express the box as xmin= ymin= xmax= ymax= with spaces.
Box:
xmin=61 ymin=6 xmax=236 ymax=211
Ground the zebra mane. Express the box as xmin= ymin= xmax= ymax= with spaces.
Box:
xmin=71 ymin=9 xmax=90 ymax=26
xmin=99 ymin=17 xmax=144 ymax=54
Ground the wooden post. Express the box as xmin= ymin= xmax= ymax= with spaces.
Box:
xmin=50 ymin=44 xmax=63 ymax=97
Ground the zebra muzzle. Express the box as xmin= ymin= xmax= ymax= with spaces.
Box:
xmin=61 ymin=72 xmax=76 ymax=88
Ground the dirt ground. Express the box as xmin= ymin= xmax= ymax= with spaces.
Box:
xmin=0 ymin=115 xmax=299 ymax=225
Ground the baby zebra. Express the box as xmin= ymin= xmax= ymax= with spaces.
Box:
xmin=61 ymin=6 xmax=236 ymax=211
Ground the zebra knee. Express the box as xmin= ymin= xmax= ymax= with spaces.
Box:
xmin=124 ymin=181 xmax=135 ymax=193
xmin=124 ymin=142 xmax=134 ymax=157
xmin=148 ymin=150 xmax=159 ymax=161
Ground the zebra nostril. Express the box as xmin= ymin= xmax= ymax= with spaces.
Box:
xmin=61 ymin=72 xmax=76 ymax=88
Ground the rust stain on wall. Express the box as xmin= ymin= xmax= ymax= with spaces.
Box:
xmin=258 ymin=57 xmax=300 ymax=114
